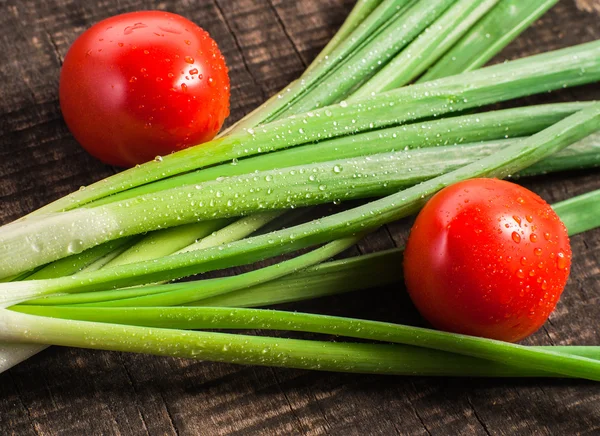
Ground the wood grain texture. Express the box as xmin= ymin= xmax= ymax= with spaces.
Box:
xmin=0 ymin=0 xmax=599 ymax=434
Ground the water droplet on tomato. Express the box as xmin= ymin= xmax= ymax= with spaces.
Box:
xmin=181 ymin=83 xmax=188 ymax=91
xmin=530 ymin=233 xmax=538 ymax=242
xmin=513 ymin=215 xmax=521 ymax=225
xmin=143 ymin=49 xmax=150 ymax=54
xmin=556 ymin=251 xmax=568 ymax=270
xmin=129 ymin=76 xmax=137 ymax=83
xmin=184 ymin=40 xmax=191 ymax=45
xmin=184 ymin=55 xmax=194 ymax=64
xmin=118 ymin=42 xmax=124 ymax=47
xmin=124 ymin=22 xmax=148 ymax=35
xmin=158 ymin=25 xmax=182 ymax=34
xmin=534 ymin=247 xmax=543 ymax=256
xmin=512 ymin=231 xmax=521 ymax=243
xmin=520 ymin=256 xmax=527 ymax=265
xmin=544 ymin=232 xmax=551 ymax=241
xmin=516 ymin=269 xmax=525 ymax=278
xmin=516 ymin=197 xmax=525 ymax=204
xmin=189 ymin=68 xmax=198 ymax=75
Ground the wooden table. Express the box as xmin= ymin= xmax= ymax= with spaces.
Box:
xmin=1 ymin=0 xmax=600 ymax=434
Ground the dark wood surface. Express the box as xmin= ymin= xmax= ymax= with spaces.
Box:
xmin=1 ymin=0 xmax=600 ymax=434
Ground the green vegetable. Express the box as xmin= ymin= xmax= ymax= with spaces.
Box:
xmin=352 ymin=0 xmax=500 ymax=97
xmin=4 ymin=42 xmax=600 ymax=279
xmin=1 ymin=104 xmax=598 ymax=307
xmin=277 ymin=0 xmax=457 ymax=114
xmin=85 ymin=102 xmax=595 ymax=208
xmin=5 ymin=307 xmax=600 ymax=380
xmin=30 ymin=38 xmax=600 ymax=224
xmin=419 ymin=0 xmax=559 ymax=80
xmin=1 ymin=0 xmax=598 ymax=380
xmin=21 ymin=186 xmax=600 ymax=309
xmin=305 ymin=0 xmax=386 ymax=73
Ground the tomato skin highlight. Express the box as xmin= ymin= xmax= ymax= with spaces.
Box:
xmin=59 ymin=11 xmax=230 ymax=167
xmin=403 ymin=178 xmax=571 ymax=343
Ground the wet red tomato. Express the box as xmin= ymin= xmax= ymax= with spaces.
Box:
xmin=403 ymin=178 xmax=571 ymax=342
xmin=59 ymin=11 xmax=230 ymax=167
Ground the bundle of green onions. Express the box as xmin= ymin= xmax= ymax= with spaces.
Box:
xmin=2 ymin=0 xmax=600 ymax=380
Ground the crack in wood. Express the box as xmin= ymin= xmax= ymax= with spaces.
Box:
xmin=268 ymin=367 xmax=308 ymax=435
xmin=265 ymin=0 xmax=308 ymax=68
xmin=117 ymin=354 xmax=151 ymax=435
xmin=158 ymin=390 xmax=180 ymax=436
xmin=409 ymin=403 xmax=433 ymax=436
xmin=44 ymin=30 xmax=63 ymax=66
xmin=212 ymin=0 xmax=268 ymax=102
xmin=7 ymin=372 xmax=42 ymax=436
xmin=466 ymin=394 xmax=492 ymax=436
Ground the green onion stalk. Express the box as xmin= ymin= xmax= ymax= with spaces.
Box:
xmin=13 ymin=1 xmax=562 ymax=277
xmin=17 ymin=186 xmax=600 ymax=310
xmin=0 ymin=0 xmax=560 ymax=371
xmin=2 ymin=41 xmax=600 ymax=279
xmin=1 ymin=103 xmax=598 ymax=307
xmin=2 ymin=188 xmax=600 ymax=377
xmin=26 ymin=0 xmax=566 ymax=218
xmin=7 ymin=0 xmax=503 ymax=281
xmin=419 ymin=0 xmax=560 ymax=80
xmin=2 ymin=2 xmax=596 ymax=374
xmin=12 ymin=0 xmax=569 ymax=279
xmin=10 ymin=132 xmax=600 ymax=306
xmin=7 ymin=305 xmax=600 ymax=378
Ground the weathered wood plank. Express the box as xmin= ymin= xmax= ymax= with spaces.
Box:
xmin=0 ymin=0 xmax=599 ymax=435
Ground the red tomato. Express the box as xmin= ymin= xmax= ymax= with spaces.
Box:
xmin=59 ymin=11 xmax=230 ymax=167
xmin=403 ymin=178 xmax=571 ymax=342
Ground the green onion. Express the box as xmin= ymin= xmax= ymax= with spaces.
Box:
xmin=6 ymin=186 xmax=600 ymax=377
xmin=276 ymin=0 xmax=457 ymax=115
xmin=304 ymin=0 xmax=386 ymax=73
xmin=4 ymin=307 xmax=600 ymax=380
xmin=99 ymin=219 xmax=230 ymax=268
xmin=26 ymin=40 xmax=600 ymax=225
xmin=3 ymin=0 xmax=593 ymax=377
xmin=553 ymin=189 xmax=600 ymax=236
xmin=84 ymin=102 xmax=595 ymax=209
xmin=7 ymin=306 xmax=600 ymax=378
xmin=352 ymin=0 xmax=500 ymax=97
xmin=24 ymin=133 xmax=600 ymax=282
xmin=51 ymin=236 xmax=363 ymax=308
xmin=419 ymin=0 xmax=559 ymax=80
xmin=175 ymin=212 xmax=285 ymax=254
xmin=4 ymin=43 xmax=600 ymax=279
xmin=22 ymin=185 xmax=600 ymax=310
xmin=223 ymin=0 xmax=417 ymax=133
xmin=1 ymin=104 xmax=597 ymax=306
